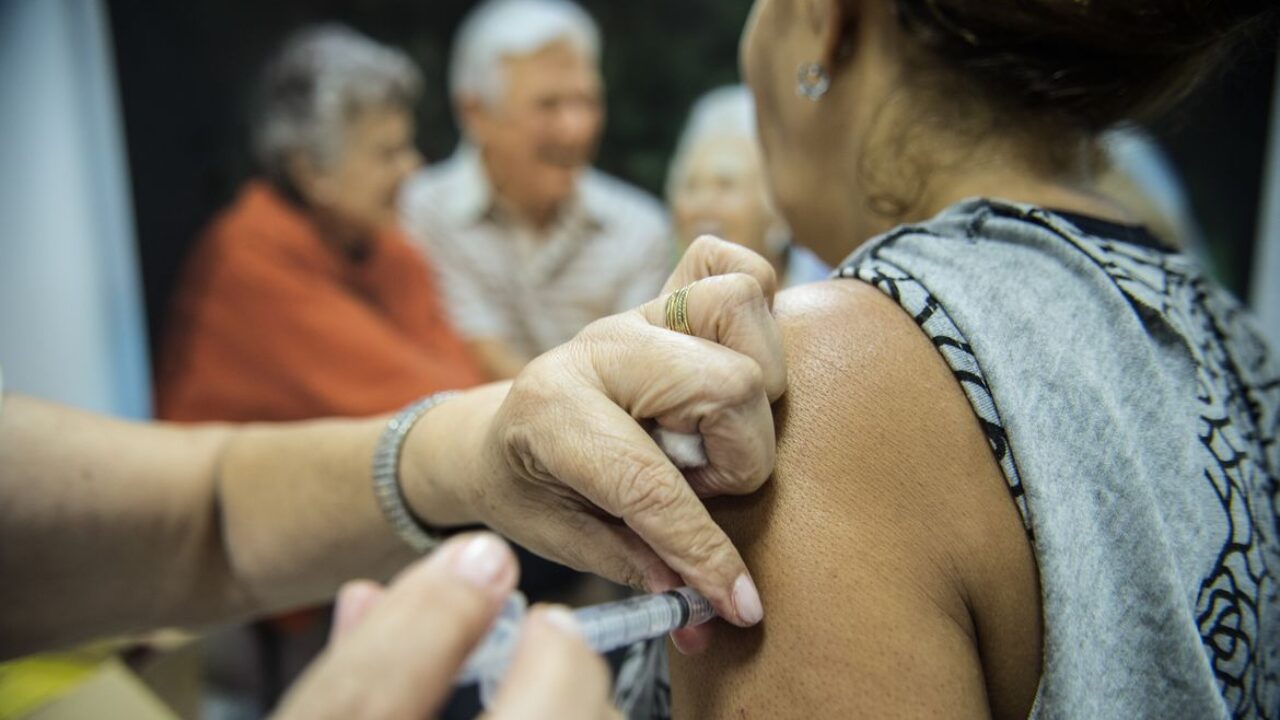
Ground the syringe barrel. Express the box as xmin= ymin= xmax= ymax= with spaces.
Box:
xmin=456 ymin=587 xmax=717 ymax=691
xmin=572 ymin=587 xmax=715 ymax=654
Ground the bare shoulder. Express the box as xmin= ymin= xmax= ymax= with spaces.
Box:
xmin=670 ymin=279 xmax=1041 ymax=719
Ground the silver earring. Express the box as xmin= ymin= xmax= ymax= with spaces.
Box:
xmin=796 ymin=62 xmax=830 ymax=101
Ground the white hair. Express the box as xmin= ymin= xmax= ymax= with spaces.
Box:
xmin=449 ymin=0 xmax=601 ymax=106
xmin=665 ymin=85 xmax=758 ymax=202
xmin=253 ymin=24 xmax=422 ymax=183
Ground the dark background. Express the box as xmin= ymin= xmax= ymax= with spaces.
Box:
xmin=105 ymin=0 xmax=1277 ymax=363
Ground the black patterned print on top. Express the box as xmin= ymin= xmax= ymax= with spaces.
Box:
xmin=848 ymin=207 xmax=1279 ymax=719
xmin=1022 ymin=208 xmax=1279 ymax=719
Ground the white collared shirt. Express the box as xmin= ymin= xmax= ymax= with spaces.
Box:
xmin=401 ymin=146 xmax=673 ymax=358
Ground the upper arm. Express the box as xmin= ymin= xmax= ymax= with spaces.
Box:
xmin=669 ymin=280 xmax=1041 ymax=719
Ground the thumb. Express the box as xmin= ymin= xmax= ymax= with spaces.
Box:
xmin=329 ymin=580 xmax=386 ymax=644
xmin=273 ymin=533 xmax=519 ymax=720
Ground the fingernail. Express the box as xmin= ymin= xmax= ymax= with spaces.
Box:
xmin=331 ymin=585 xmax=362 ymax=641
xmin=539 ymin=606 xmax=583 ymax=637
xmin=670 ymin=630 xmax=697 ymax=656
xmin=450 ymin=534 xmax=509 ymax=590
xmin=334 ymin=583 xmax=362 ymax=622
xmin=733 ymin=574 xmax=764 ymax=625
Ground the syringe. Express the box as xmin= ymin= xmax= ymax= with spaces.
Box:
xmin=456 ymin=587 xmax=716 ymax=701
xmin=573 ymin=586 xmax=716 ymax=654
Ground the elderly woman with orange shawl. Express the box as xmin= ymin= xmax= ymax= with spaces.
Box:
xmin=157 ymin=25 xmax=484 ymax=424
xmin=154 ymin=25 xmax=487 ymax=707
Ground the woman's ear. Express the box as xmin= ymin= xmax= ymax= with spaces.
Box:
xmin=808 ymin=0 xmax=860 ymax=68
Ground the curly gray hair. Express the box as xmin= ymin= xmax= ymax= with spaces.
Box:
xmin=253 ymin=24 xmax=422 ymax=185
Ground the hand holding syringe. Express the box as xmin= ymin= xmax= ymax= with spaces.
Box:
xmin=457 ymin=587 xmax=717 ymax=705
xmin=457 ymin=430 xmax=720 ymax=705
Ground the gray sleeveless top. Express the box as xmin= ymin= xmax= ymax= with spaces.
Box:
xmin=619 ymin=198 xmax=1279 ymax=719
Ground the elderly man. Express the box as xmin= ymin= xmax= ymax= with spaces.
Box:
xmin=402 ymin=0 xmax=672 ymax=381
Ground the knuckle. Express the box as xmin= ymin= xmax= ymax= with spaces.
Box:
xmin=721 ymin=271 xmax=766 ymax=303
xmin=709 ymin=274 xmax=770 ymax=331
xmin=669 ymin=524 xmax=732 ymax=580
xmin=700 ymin=458 xmax=758 ymax=496
xmin=505 ymin=361 xmax=559 ymax=426
xmin=699 ymin=273 xmax=760 ymax=315
xmin=747 ymin=253 xmax=779 ymax=293
xmin=687 ymin=234 xmax=728 ymax=261
xmin=709 ymin=355 xmax=765 ymax=405
xmin=753 ymin=438 xmax=777 ymax=488
xmin=618 ymin=465 xmax=684 ymax=519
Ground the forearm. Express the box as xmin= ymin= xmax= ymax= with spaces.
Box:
xmin=0 ymin=389 xmax=506 ymax=659
xmin=0 ymin=397 xmax=237 ymax=656
xmin=203 ymin=385 xmax=515 ymax=625
xmin=211 ymin=417 xmax=415 ymax=616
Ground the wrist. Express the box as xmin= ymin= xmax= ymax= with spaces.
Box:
xmin=399 ymin=383 xmax=510 ymax=529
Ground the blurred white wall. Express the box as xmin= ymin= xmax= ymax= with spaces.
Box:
xmin=0 ymin=0 xmax=151 ymax=418
xmin=1255 ymin=44 xmax=1280 ymax=347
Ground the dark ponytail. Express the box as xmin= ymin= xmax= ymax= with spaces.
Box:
xmin=892 ymin=0 xmax=1278 ymax=131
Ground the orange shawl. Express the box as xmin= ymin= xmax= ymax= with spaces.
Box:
xmin=157 ymin=182 xmax=485 ymax=422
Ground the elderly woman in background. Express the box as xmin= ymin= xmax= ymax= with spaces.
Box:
xmin=157 ymin=25 xmax=484 ymax=423
xmin=667 ymin=85 xmax=828 ymax=289
xmin=154 ymin=24 xmax=485 ymax=709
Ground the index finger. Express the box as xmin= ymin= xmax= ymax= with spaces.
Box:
xmin=664 ymin=235 xmax=779 ymax=307
xmin=644 ymin=272 xmax=786 ymax=402
xmin=532 ymin=392 xmax=764 ymax=629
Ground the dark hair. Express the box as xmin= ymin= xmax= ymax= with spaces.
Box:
xmin=892 ymin=0 xmax=1278 ymax=133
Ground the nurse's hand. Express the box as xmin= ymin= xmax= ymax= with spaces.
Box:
xmin=435 ymin=238 xmax=785 ymax=640
xmin=274 ymin=533 xmax=619 ymax=720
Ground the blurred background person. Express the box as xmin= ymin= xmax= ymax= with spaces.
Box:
xmin=153 ymin=24 xmax=486 ymax=715
xmin=667 ymin=85 xmax=828 ymax=288
xmin=157 ymin=24 xmax=483 ymax=423
xmin=401 ymin=0 xmax=672 ymax=382
xmin=401 ymin=7 xmax=677 ymax=703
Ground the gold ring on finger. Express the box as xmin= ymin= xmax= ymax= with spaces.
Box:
xmin=664 ymin=284 xmax=694 ymax=336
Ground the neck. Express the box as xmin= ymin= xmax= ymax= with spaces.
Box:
xmin=796 ymin=133 xmax=1130 ymax=266
xmin=478 ymin=150 xmax=564 ymax=234
xmin=494 ymin=192 xmax=560 ymax=234
xmin=915 ymin=167 xmax=1131 ymax=230
xmin=313 ymin=210 xmax=373 ymax=261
